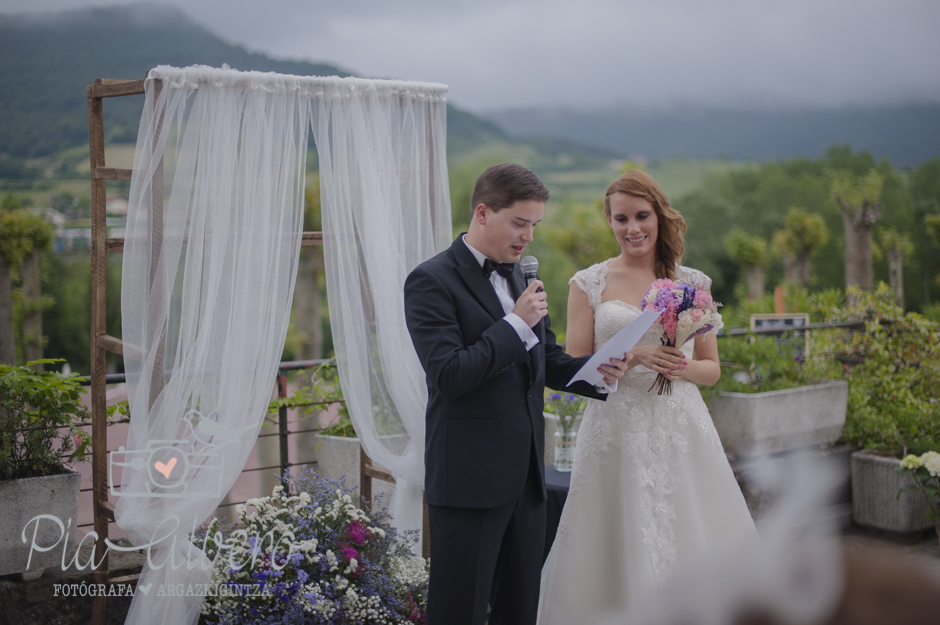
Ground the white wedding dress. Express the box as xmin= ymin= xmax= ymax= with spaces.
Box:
xmin=537 ymin=261 xmax=757 ymax=624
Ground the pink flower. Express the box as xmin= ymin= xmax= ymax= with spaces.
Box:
xmin=346 ymin=520 xmax=368 ymax=544
xmin=689 ymin=309 xmax=704 ymax=323
xmin=341 ymin=545 xmax=358 ymax=562
xmin=662 ymin=302 xmax=678 ymax=343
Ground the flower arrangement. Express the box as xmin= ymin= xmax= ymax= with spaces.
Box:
xmin=545 ymin=392 xmax=586 ymax=472
xmin=200 ymin=469 xmax=428 ymax=624
xmin=898 ymin=451 xmax=940 ymax=523
xmin=545 ymin=392 xmax=585 ymax=435
xmin=641 ymin=279 xmax=723 ymax=395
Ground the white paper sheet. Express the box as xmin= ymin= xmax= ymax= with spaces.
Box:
xmin=567 ymin=309 xmax=662 ymax=392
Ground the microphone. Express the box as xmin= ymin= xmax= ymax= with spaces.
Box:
xmin=520 ymin=255 xmax=545 ymax=341
xmin=520 ymin=256 xmax=542 ymax=292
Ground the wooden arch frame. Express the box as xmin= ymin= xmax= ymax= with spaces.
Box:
xmin=86 ymin=76 xmax=429 ymax=624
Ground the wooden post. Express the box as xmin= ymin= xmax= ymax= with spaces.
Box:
xmin=0 ymin=256 xmax=14 ymax=364
xmin=21 ymin=249 xmax=43 ymax=367
xmin=86 ymin=77 xmax=146 ymax=625
xmin=149 ymin=80 xmax=166 ymax=412
xmin=774 ymin=285 xmax=785 ymax=314
xmin=87 ymin=81 xmax=110 ymax=625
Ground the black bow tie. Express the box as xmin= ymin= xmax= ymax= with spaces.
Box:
xmin=483 ymin=258 xmax=515 ymax=279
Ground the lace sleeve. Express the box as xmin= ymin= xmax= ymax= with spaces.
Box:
xmin=677 ymin=266 xmax=723 ymax=334
xmin=569 ymin=261 xmax=610 ymax=312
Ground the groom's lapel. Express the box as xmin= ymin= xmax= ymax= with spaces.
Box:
xmin=453 ymin=236 xmax=506 ymax=323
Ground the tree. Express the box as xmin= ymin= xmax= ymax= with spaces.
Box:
xmin=0 ymin=202 xmax=54 ymax=366
xmin=926 ymin=214 xmax=940 ymax=248
xmin=878 ymin=227 xmax=914 ymax=308
xmin=723 ymin=229 xmax=769 ymax=300
xmin=831 ymin=169 xmax=884 ymax=292
xmin=543 ymin=202 xmax=621 ymax=270
xmin=771 ymin=207 xmax=829 ymax=288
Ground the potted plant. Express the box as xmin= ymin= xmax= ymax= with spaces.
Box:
xmin=825 ymin=286 xmax=940 ymax=533
xmin=544 ymin=392 xmax=585 ymax=472
xmin=0 ymin=359 xmax=90 ymax=580
xmin=705 ymin=332 xmax=847 ymax=457
xmin=898 ymin=451 xmax=940 ymax=550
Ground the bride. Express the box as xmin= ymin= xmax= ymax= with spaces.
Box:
xmin=537 ymin=170 xmax=757 ymax=623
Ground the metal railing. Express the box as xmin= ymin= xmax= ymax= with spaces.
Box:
xmin=68 ymin=358 xmax=340 ymax=527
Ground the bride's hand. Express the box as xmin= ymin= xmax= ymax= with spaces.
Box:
xmin=630 ymin=344 xmax=687 ymax=377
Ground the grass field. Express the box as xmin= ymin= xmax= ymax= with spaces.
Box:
xmin=3 ymin=141 xmax=756 ymax=216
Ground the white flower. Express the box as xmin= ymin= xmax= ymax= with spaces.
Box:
xmin=900 ymin=454 xmax=923 ymax=470
xmin=921 ymin=451 xmax=940 ymax=477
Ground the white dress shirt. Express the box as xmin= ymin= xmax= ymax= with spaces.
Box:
xmin=463 ymin=236 xmax=539 ymax=351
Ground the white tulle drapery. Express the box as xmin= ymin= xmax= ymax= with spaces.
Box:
xmin=116 ymin=64 xmax=449 ymax=625
xmin=312 ymin=78 xmax=451 ymax=537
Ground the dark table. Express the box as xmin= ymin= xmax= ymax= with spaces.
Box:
xmin=543 ymin=465 xmax=571 ymax=562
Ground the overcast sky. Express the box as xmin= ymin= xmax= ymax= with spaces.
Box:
xmin=4 ymin=0 xmax=939 ymax=112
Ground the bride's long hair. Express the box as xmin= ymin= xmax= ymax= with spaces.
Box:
xmin=604 ymin=170 xmax=687 ymax=280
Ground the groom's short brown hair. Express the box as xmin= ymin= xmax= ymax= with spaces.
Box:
xmin=470 ymin=163 xmax=549 ymax=215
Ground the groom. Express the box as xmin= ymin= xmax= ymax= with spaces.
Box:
xmin=404 ymin=163 xmax=630 ymax=625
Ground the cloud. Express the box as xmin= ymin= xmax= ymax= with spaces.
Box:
xmin=4 ymin=0 xmax=939 ymax=111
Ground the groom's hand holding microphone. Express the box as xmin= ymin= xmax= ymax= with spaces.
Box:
xmin=512 ymin=279 xmax=549 ymax=328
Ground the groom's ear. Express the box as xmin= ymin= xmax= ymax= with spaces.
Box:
xmin=472 ymin=203 xmax=490 ymax=226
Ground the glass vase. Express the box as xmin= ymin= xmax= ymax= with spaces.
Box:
xmin=554 ymin=428 xmax=577 ymax=473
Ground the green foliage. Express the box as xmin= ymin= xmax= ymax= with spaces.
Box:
xmin=0 ymin=206 xmax=54 ymax=268
xmin=772 ymin=207 xmax=829 ymax=258
xmin=925 ymin=213 xmax=940 ymax=248
xmin=830 ymin=169 xmax=885 ymax=210
xmin=267 ymin=363 xmax=344 ymax=416
xmin=319 ymin=414 xmax=356 ymax=438
xmin=0 ymin=359 xmax=91 ymax=480
xmin=812 ymin=284 xmax=940 ymax=456
xmin=41 ymin=255 xmax=122 ymax=375
xmin=721 ymin=284 xmax=844 ymax=329
xmin=703 ymin=333 xmax=841 ymax=403
xmin=542 ymin=202 xmax=620 ymax=270
xmin=303 ymin=177 xmax=321 ymax=232
xmin=878 ymin=227 xmax=914 ymax=260
xmin=723 ymin=229 xmax=768 ymax=268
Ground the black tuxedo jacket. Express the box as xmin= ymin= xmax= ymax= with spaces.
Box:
xmin=404 ymin=235 xmax=606 ymax=509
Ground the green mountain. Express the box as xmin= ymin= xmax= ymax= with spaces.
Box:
xmin=0 ymin=3 xmax=613 ymax=171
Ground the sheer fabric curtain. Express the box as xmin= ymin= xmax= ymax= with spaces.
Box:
xmin=118 ymin=66 xmax=308 ymax=625
xmin=117 ymin=65 xmax=449 ymax=625
xmin=312 ymin=79 xmax=451 ymax=539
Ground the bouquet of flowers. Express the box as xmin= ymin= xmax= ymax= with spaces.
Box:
xmin=898 ymin=451 xmax=940 ymax=523
xmin=641 ymin=278 xmax=723 ymax=395
xmin=200 ymin=469 xmax=428 ymax=625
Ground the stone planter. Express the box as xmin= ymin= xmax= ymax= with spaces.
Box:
xmin=851 ymin=451 xmax=934 ymax=533
xmin=709 ymin=380 xmax=848 ymax=457
xmin=0 ymin=470 xmax=81 ymax=581
xmin=313 ymin=434 xmax=407 ymax=507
